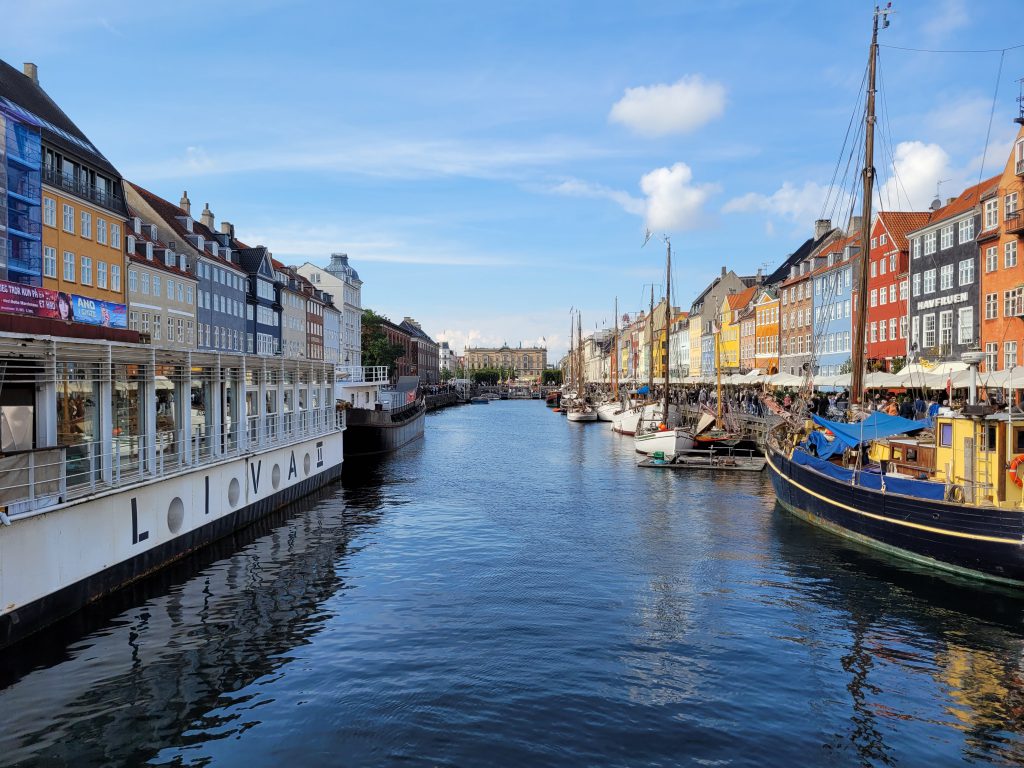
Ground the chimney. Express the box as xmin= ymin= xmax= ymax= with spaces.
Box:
xmin=947 ymin=197 xmax=956 ymax=205
xmin=721 ymin=266 xmax=727 ymax=277
xmin=180 ymin=191 xmax=191 ymax=216
xmin=200 ymin=202 xmax=215 ymax=231
xmin=848 ymin=215 xmax=862 ymax=234
xmin=220 ymin=221 xmax=235 ymax=238
xmin=22 ymin=63 xmax=38 ymax=85
xmin=814 ymin=219 xmax=831 ymax=239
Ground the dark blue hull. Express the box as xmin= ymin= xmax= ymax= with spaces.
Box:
xmin=766 ymin=442 xmax=1024 ymax=585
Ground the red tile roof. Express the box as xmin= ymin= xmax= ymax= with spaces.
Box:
xmin=727 ymin=285 xmax=757 ymax=311
xmin=877 ymin=211 xmax=931 ymax=251
xmin=910 ymin=175 xmax=1000 ymax=231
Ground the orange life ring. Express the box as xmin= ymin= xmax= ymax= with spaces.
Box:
xmin=1008 ymin=454 xmax=1024 ymax=488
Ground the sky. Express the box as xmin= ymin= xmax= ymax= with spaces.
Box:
xmin=7 ymin=0 xmax=1024 ymax=361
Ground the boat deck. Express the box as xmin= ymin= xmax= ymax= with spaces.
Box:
xmin=638 ymin=449 xmax=766 ymax=472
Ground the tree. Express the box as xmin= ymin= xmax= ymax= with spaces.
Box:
xmin=838 ymin=358 xmax=852 ymax=375
xmin=542 ymin=368 xmax=563 ymax=385
xmin=889 ymin=356 xmax=906 ymax=374
xmin=440 ymin=367 xmax=452 ymax=383
xmin=361 ymin=309 xmax=405 ymax=377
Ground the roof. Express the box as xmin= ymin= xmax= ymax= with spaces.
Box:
xmin=764 ymin=227 xmax=839 ymax=286
xmin=726 ymin=285 xmax=757 ymax=311
xmin=810 ymin=234 xmax=861 ymax=277
xmin=908 ymin=175 xmax=1000 ymax=233
xmin=125 ymin=205 xmax=197 ymax=280
xmin=126 ymin=182 xmax=247 ymax=274
xmin=0 ymin=58 xmax=120 ymax=179
xmin=876 ymin=211 xmax=931 ymax=251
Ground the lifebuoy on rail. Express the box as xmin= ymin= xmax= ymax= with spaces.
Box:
xmin=1008 ymin=454 xmax=1024 ymax=488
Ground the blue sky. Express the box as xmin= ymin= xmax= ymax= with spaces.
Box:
xmin=8 ymin=0 xmax=1024 ymax=360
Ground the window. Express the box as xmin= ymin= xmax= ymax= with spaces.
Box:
xmin=167 ymin=279 xmax=174 ymax=299
xmin=889 ymin=284 xmax=896 ymax=303
xmin=97 ymin=261 xmax=107 ymax=288
xmin=923 ymin=268 xmax=936 ymax=294
xmin=985 ymin=199 xmax=998 ymax=229
xmin=43 ymin=247 xmax=56 ymax=278
xmin=97 ymin=218 xmax=107 ymax=245
xmin=879 ymin=288 xmax=887 ymax=306
xmin=912 ymin=273 xmax=921 ymax=296
xmin=889 ymin=253 xmax=895 ymax=272
xmin=129 ymin=311 xmax=138 ymax=331
xmin=111 ymin=223 xmax=121 ymax=249
xmin=871 ymin=237 xmax=878 ymax=249
xmin=154 ymin=314 xmax=161 ymax=340
xmin=870 ymin=322 xmax=877 ymax=343
xmin=43 ymin=197 xmax=56 ymax=227
xmin=128 ymin=269 xmax=137 ymax=293
xmin=889 ymin=317 xmax=897 ymax=341
xmin=924 ymin=231 xmax=937 ymax=255
xmin=1007 ymin=191 xmax=1019 ymax=216
xmin=879 ymin=322 xmax=886 ymax=342
xmin=986 ymin=292 xmax=998 ymax=319
xmin=167 ymin=316 xmax=173 ymax=341
xmin=986 ymin=246 xmax=998 ymax=273
xmin=958 ymin=258 xmax=974 ymax=286
xmin=187 ymin=287 xmax=194 ymax=305
xmin=881 ymin=234 xmax=888 ymax=245
xmin=958 ymin=307 xmax=974 ymax=345
xmin=111 ymin=264 xmax=121 ymax=291
xmin=871 ymin=261 xmax=877 ymax=278
xmin=939 ymin=264 xmax=953 ymax=290
xmin=177 ymin=318 xmax=184 ymax=343
xmin=923 ymin=314 xmax=936 ymax=348
xmin=900 ymin=316 xmax=907 ymax=339
xmin=940 ymin=225 xmax=953 ymax=249
xmin=912 ymin=238 xmax=921 ymax=259
xmin=870 ymin=289 xmax=877 ymax=307
xmin=63 ymin=251 xmax=75 ymax=281
xmin=986 ymin=342 xmax=999 ymax=371
xmin=62 ymin=204 xmax=74 ymax=233
xmin=1005 ymin=288 xmax=1022 ymax=318
xmin=880 ymin=258 xmax=887 ymax=275
xmin=177 ymin=284 xmax=184 ymax=302
xmin=153 ymin=275 xmax=160 ymax=296
xmin=80 ymin=256 xmax=92 ymax=285
xmin=141 ymin=272 xmax=149 ymax=294
xmin=912 ymin=315 xmax=920 ymax=346
xmin=1006 ymin=240 xmax=1018 ymax=269
xmin=959 ymin=218 xmax=974 ymax=243
xmin=1006 ymin=341 xmax=1018 ymax=370
xmin=939 ymin=310 xmax=953 ymax=349
xmin=80 ymin=211 xmax=91 ymax=239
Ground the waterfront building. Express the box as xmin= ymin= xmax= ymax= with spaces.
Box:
xmin=305 ymin=284 xmax=326 ymax=362
xmin=438 ymin=341 xmax=456 ymax=376
xmin=464 ymin=344 xmax=547 ymax=381
xmin=379 ymin=316 xmax=416 ymax=381
xmin=908 ymin=178 xmax=990 ymax=365
xmin=274 ymin=259 xmax=308 ymax=360
xmin=125 ymin=211 xmax=197 ymax=349
xmin=237 ymin=245 xmax=282 ymax=356
xmin=688 ymin=268 xmax=760 ymax=376
xmin=753 ymin=289 xmax=780 ymax=374
xmin=720 ymin=286 xmax=756 ymax=372
xmin=0 ymin=93 xmax=42 ymax=288
xmin=323 ymin=300 xmax=341 ymax=365
xmin=978 ymin=121 xmax=1024 ymax=372
xmin=810 ymin=234 xmax=859 ymax=377
xmin=399 ymin=318 xmax=440 ymax=385
xmin=669 ymin=312 xmax=689 ymax=382
xmin=738 ymin=301 xmax=757 ymax=372
xmin=779 ymin=255 xmax=818 ymax=377
xmin=865 ymin=211 xmax=929 ymax=370
xmin=582 ymin=330 xmax=612 ymax=384
xmin=298 ymin=253 xmax=362 ymax=367
xmin=1 ymin=62 xmax=131 ymax=314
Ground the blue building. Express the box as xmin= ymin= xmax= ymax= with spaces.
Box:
xmin=237 ymin=245 xmax=281 ymax=356
xmin=811 ymin=234 xmax=859 ymax=377
xmin=0 ymin=103 xmax=42 ymax=285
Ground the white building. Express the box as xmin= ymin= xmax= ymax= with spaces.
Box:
xmin=297 ymin=253 xmax=362 ymax=367
xmin=438 ymin=341 xmax=456 ymax=375
xmin=669 ymin=314 xmax=690 ymax=383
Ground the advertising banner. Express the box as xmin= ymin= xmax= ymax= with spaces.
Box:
xmin=0 ymin=279 xmax=59 ymax=318
xmin=70 ymin=295 xmax=127 ymax=328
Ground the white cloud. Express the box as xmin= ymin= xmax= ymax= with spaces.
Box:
xmin=723 ymin=179 xmax=842 ymax=225
xmin=609 ymin=75 xmax=726 ymax=138
xmin=640 ymin=163 xmax=713 ymax=230
xmin=878 ymin=141 xmax=952 ymax=210
xmin=548 ymin=178 xmax=645 ymax=215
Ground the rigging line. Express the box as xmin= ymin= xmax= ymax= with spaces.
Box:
xmin=821 ymin=62 xmax=871 ymax=220
xmin=976 ymin=48 xmax=1006 ymax=192
xmin=879 ymin=43 xmax=1024 ymax=54
xmin=877 ymin=58 xmax=914 ymax=211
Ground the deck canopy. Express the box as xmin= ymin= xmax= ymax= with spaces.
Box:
xmin=811 ymin=412 xmax=925 ymax=452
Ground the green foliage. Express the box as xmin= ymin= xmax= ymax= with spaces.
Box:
xmin=889 ymin=356 xmax=906 ymax=374
xmin=440 ymin=367 xmax=452 ymax=383
xmin=361 ymin=309 xmax=405 ymax=376
xmin=542 ymin=369 xmax=563 ymax=385
xmin=838 ymin=358 xmax=852 ymax=375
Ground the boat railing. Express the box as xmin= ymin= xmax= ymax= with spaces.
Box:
xmin=0 ymin=447 xmax=67 ymax=515
xmin=335 ymin=365 xmax=389 ymax=385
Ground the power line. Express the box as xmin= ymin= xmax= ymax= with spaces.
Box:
xmin=880 ymin=42 xmax=1024 ymax=54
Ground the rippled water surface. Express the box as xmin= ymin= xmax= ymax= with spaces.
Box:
xmin=4 ymin=401 xmax=1024 ymax=766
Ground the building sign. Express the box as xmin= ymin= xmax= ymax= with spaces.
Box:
xmin=70 ymin=295 xmax=127 ymax=328
xmin=0 ymin=278 xmax=127 ymax=328
xmin=916 ymin=292 xmax=968 ymax=312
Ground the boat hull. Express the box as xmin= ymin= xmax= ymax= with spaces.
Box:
xmin=0 ymin=432 xmax=344 ymax=649
xmin=766 ymin=442 xmax=1024 ymax=586
xmin=633 ymin=428 xmax=695 ymax=457
xmin=343 ymin=404 xmax=425 ymax=457
xmin=566 ymin=409 xmax=598 ymax=422
xmin=595 ymin=402 xmax=620 ymax=422
xmin=612 ymin=404 xmax=679 ymax=436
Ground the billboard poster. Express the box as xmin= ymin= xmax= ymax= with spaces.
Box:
xmin=0 ymin=279 xmax=59 ymax=319
xmin=70 ymin=295 xmax=127 ymax=329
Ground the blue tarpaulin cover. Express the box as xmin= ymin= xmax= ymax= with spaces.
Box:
xmin=791 ymin=449 xmax=946 ymax=501
xmin=636 ymin=385 xmax=650 ymax=395
xmin=810 ymin=412 xmax=925 ymax=451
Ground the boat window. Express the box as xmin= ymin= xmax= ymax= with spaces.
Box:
xmin=906 ymin=448 xmax=917 ymax=461
xmin=939 ymin=424 xmax=953 ymax=448
xmin=983 ymin=425 xmax=997 ymax=452
xmin=1016 ymin=428 xmax=1024 ymax=454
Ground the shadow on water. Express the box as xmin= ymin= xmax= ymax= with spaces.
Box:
xmin=0 ymin=472 xmax=389 ymax=768
xmin=769 ymin=506 xmax=1024 ymax=766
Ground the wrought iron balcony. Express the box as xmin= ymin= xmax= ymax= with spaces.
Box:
xmin=41 ymin=166 xmax=124 ymax=212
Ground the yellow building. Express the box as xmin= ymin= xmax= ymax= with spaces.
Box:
xmin=718 ymin=287 xmax=756 ymax=372
xmin=689 ymin=318 xmax=702 ymax=376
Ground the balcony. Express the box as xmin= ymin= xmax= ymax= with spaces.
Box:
xmin=41 ymin=166 xmax=124 ymax=212
xmin=1005 ymin=210 xmax=1024 ymax=236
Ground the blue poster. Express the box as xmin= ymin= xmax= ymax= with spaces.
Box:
xmin=69 ymin=294 xmax=128 ymax=329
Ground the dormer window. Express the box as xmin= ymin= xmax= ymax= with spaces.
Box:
xmin=133 ymin=217 xmax=141 ymax=234
xmin=149 ymin=224 xmax=158 ymax=240
xmin=145 ymin=242 xmax=153 ymax=260
xmin=197 ymin=235 xmax=204 ymax=251
xmin=127 ymin=234 xmax=136 ymax=253
xmin=165 ymin=250 xmax=175 ymax=267
xmin=179 ymin=254 xmax=187 ymax=270
xmin=186 ymin=218 xmax=193 ymax=232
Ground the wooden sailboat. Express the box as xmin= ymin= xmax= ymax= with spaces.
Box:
xmin=765 ymin=5 xmax=1024 ymax=586
xmin=567 ymin=311 xmax=597 ymax=422
xmin=597 ymin=298 xmax=624 ymax=422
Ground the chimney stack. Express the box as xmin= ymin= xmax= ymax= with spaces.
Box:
xmin=22 ymin=63 xmax=38 ymax=85
xmin=848 ymin=215 xmax=862 ymax=234
xmin=947 ymin=197 xmax=956 ymax=205
xmin=814 ymin=219 xmax=832 ymax=239
xmin=180 ymin=191 xmax=191 ymax=216
xmin=220 ymin=221 xmax=235 ymax=238
xmin=200 ymin=202 xmax=215 ymax=231
xmin=721 ymin=266 xmax=727 ymax=277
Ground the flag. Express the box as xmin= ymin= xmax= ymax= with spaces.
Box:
xmin=946 ymin=376 xmax=952 ymax=400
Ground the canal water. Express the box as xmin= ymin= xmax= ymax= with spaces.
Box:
xmin=4 ymin=401 xmax=1024 ymax=766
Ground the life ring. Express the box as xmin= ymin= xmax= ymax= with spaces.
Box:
xmin=945 ymin=484 xmax=965 ymax=504
xmin=1008 ymin=455 xmax=1024 ymax=488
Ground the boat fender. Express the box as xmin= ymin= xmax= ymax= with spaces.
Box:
xmin=945 ymin=484 xmax=966 ymax=503
xmin=1008 ymin=455 xmax=1024 ymax=488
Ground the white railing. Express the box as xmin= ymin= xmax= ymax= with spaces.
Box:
xmin=335 ymin=365 xmax=389 ymax=384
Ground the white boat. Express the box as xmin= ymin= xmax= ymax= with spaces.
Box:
xmin=612 ymin=402 xmax=679 ymax=435
xmin=633 ymin=425 xmax=695 ymax=457
xmin=566 ymin=407 xmax=598 ymax=422
xmin=595 ymin=401 xmax=621 ymax=422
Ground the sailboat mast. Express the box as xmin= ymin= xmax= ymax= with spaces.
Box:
xmin=851 ymin=6 xmax=883 ymax=406
xmin=648 ymin=285 xmax=654 ymax=395
xmin=664 ymin=239 xmax=671 ymax=421
xmin=613 ymin=297 xmax=619 ymax=400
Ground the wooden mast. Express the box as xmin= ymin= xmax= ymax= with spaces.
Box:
xmin=850 ymin=5 xmax=885 ymax=406
xmin=647 ymin=285 xmax=654 ymax=396
xmin=612 ymin=297 xmax=619 ymax=400
xmin=663 ymin=238 xmax=671 ymax=425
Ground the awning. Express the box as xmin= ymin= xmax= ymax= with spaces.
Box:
xmin=811 ymin=412 xmax=925 ymax=451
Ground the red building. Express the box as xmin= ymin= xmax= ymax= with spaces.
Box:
xmin=865 ymin=211 xmax=929 ymax=370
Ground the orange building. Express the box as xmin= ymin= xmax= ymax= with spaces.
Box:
xmin=979 ymin=120 xmax=1024 ymax=372
xmin=753 ymin=288 xmax=780 ymax=374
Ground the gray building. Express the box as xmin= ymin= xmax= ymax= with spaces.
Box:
xmin=323 ymin=299 xmax=341 ymax=365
